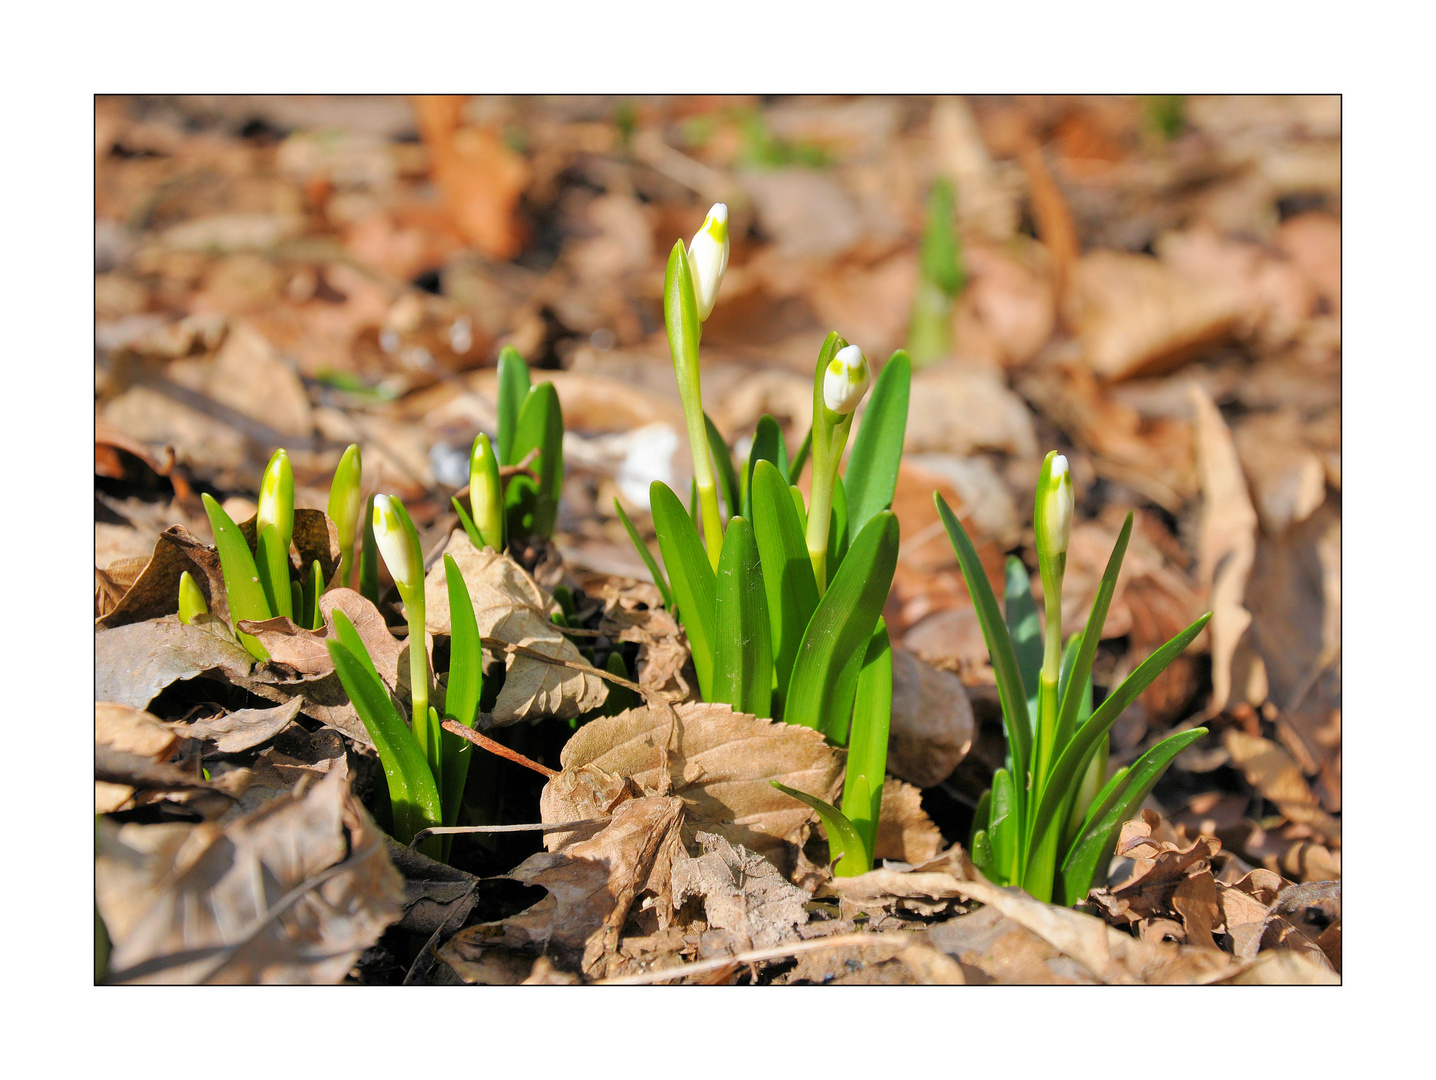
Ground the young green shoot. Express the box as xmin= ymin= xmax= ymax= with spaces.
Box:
xmin=455 ymin=432 xmax=503 ymax=550
xmin=255 ymin=449 xmax=294 ymax=620
xmin=177 ymin=570 xmax=208 ymax=625
xmin=327 ymin=443 xmax=363 ymax=590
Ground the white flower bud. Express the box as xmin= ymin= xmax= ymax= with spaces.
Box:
xmin=687 ymin=203 xmax=729 ymax=321
xmin=822 ymin=344 xmax=871 ymax=415
xmin=257 ymin=449 xmax=293 ymax=541
xmin=1041 ymin=454 xmax=1073 ymax=556
xmin=372 ymin=494 xmax=422 ymax=596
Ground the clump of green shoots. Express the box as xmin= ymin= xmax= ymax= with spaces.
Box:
xmin=620 ymin=204 xmax=915 ymax=875
xmin=906 ymin=177 xmax=965 ymax=368
xmin=453 ymin=346 xmax=564 ymax=554
xmin=936 ymin=454 xmax=1212 ymax=904
xmin=198 ymin=444 xmax=365 ymax=655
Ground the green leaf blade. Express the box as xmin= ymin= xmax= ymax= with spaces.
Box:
xmin=496 ymin=346 xmax=531 ymax=466
xmin=749 ymin=460 xmax=819 ymax=715
xmin=843 ymin=349 xmax=911 ymax=543
xmin=704 ymin=412 xmax=740 ymax=523
xmin=651 ymin=481 xmax=718 ymax=700
xmin=770 ymin=780 xmax=870 ymax=877
xmin=841 ymin=620 xmax=893 ymax=860
xmin=1058 ymin=728 xmax=1207 ymax=905
xmin=783 ymin=511 xmax=899 ymax=744
xmin=711 ymin=516 xmax=774 ymax=718
xmin=1025 ymin=611 xmax=1213 ymax=878
xmin=614 ymin=498 xmax=672 ymax=609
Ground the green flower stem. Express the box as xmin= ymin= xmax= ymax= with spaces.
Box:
xmin=803 ymin=333 xmax=849 ymax=593
xmin=404 ymin=588 xmax=434 ymax=782
xmin=664 ymin=240 xmax=723 ymax=571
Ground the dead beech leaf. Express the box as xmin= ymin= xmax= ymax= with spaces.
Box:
xmin=424 ymin=531 xmax=606 ymax=723
xmin=443 ymin=794 xmax=686 ymax=980
xmin=1087 ymin=812 xmax=1223 ymax=948
xmin=94 ymin=615 xmax=255 ymax=710
xmin=671 ymin=832 xmax=811 ymax=952
xmin=1234 ymin=410 xmax=1328 ymax=536
xmin=952 ymin=877 xmax=1236 ymax=984
xmin=172 ymin=698 xmax=305 ymax=754
xmin=1069 ymin=249 xmax=1244 ymax=381
xmin=1223 ymin=730 xmax=1341 ymax=844
xmin=543 ymin=703 xmax=844 ymax=873
xmin=96 ymin=702 xmax=188 ymax=813
xmin=599 ymin=591 xmax=692 ymax=702
xmin=874 ymin=778 xmax=944 ymax=865
xmin=887 ymin=648 xmax=974 ymax=788
xmin=99 ymin=769 xmax=404 ymax=984
xmin=1191 ymin=383 xmax=1259 ymax=715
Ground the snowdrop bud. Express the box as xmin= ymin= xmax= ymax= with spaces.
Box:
xmin=257 ymin=449 xmax=294 ymax=541
xmin=327 ymin=444 xmax=363 ymax=549
xmin=822 ymin=344 xmax=871 ymax=415
xmin=372 ymin=494 xmax=423 ymax=597
xmin=687 ymin=203 xmax=729 ymax=321
xmin=469 ymin=432 xmax=503 ymax=549
xmin=1041 ymin=454 xmax=1073 ymax=557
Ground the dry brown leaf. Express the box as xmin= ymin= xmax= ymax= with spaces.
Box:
xmin=904 ymin=362 xmax=1038 ymax=459
xmin=887 ymin=648 xmax=974 ymax=788
xmin=95 ymin=615 xmax=256 ymax=710
xmin=96 ymin=702 xmax=189 ymax=813
xmin=1087 ymin=811 xmax=1223 ymax=948
xmin=952 ymin=877 xmax=1236 ymax=984
xmin=98 ymin=769 xmax=404 ymax=984
xmin=441 ymin=794 xmax=686 ymax=980
xmin=172 ymin=698 xmax=305 ymax=754
xmin=598 ymin=588 xmax=692 ymax=702
xmin=424 ymin=531 xmax=606 ymax=723
xmin=1223 ymin=730 xmax=1341 ymax=845
xmin=924 ymin=904 xmax=1088 ymax=984
xmin=874 ymin=778 xmax=944 ymax=865
xmin=1069 ymin=249 xmax=1244 ymax=381
xmin=412 ymin=96 xmax=529 ymax=259
xmin=1191 ymin=383 xmax=1259 ymax=715
xmin=1234 ymin=410 xmax=1328 ymax=536
xmin=542 ymin=702 xmax=844 ymax=874
xmin=671 ymin=832 xmax=811 ymax=952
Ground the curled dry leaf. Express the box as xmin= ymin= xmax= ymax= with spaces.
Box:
xmin=598 ymin=586 xmax=693 ymax=702
xmin=1191 ymin=383 xmax=1259 ymax=715
xmin=424 ymin=531 xmax=606 ymax=723
xmin=168 ymin=698 xmax=306 ymax=754
xmin=98 ymin=769 xmax=404 ymax=984
xmin=543 ymin=703 xmax=844 ymax=874
xmin=873 ymin=778 xmax=945 ymax=865
xmin=1223 ymin=730 xmax=1341 ymax=845
xmin=96 ymin=701 xmax=189 ymax=813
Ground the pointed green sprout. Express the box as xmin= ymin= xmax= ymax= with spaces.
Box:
xmin=456 ymin=432 xmax=503 ymax=550
xmin=806 ymin=337 xmax=870 ymax=592
xmin=327 ymin=443 xmax=363 ymax=591
xmin=200 ymin=493 xmax=272 ymax=661
xmin=938 ymin=453 xmax=1211 ymax=904
xmin=177 ymin=570 xmax=208 ymax=625
xmin=359 ymin=493 xmax=381 ymax=604
xmin=666 ymin=204 xmax=730 ymax=570
xmin=255 ymin=449 xmax=294 ymax=620
xmin=371 ymin=494 xmax=439 ymax=786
